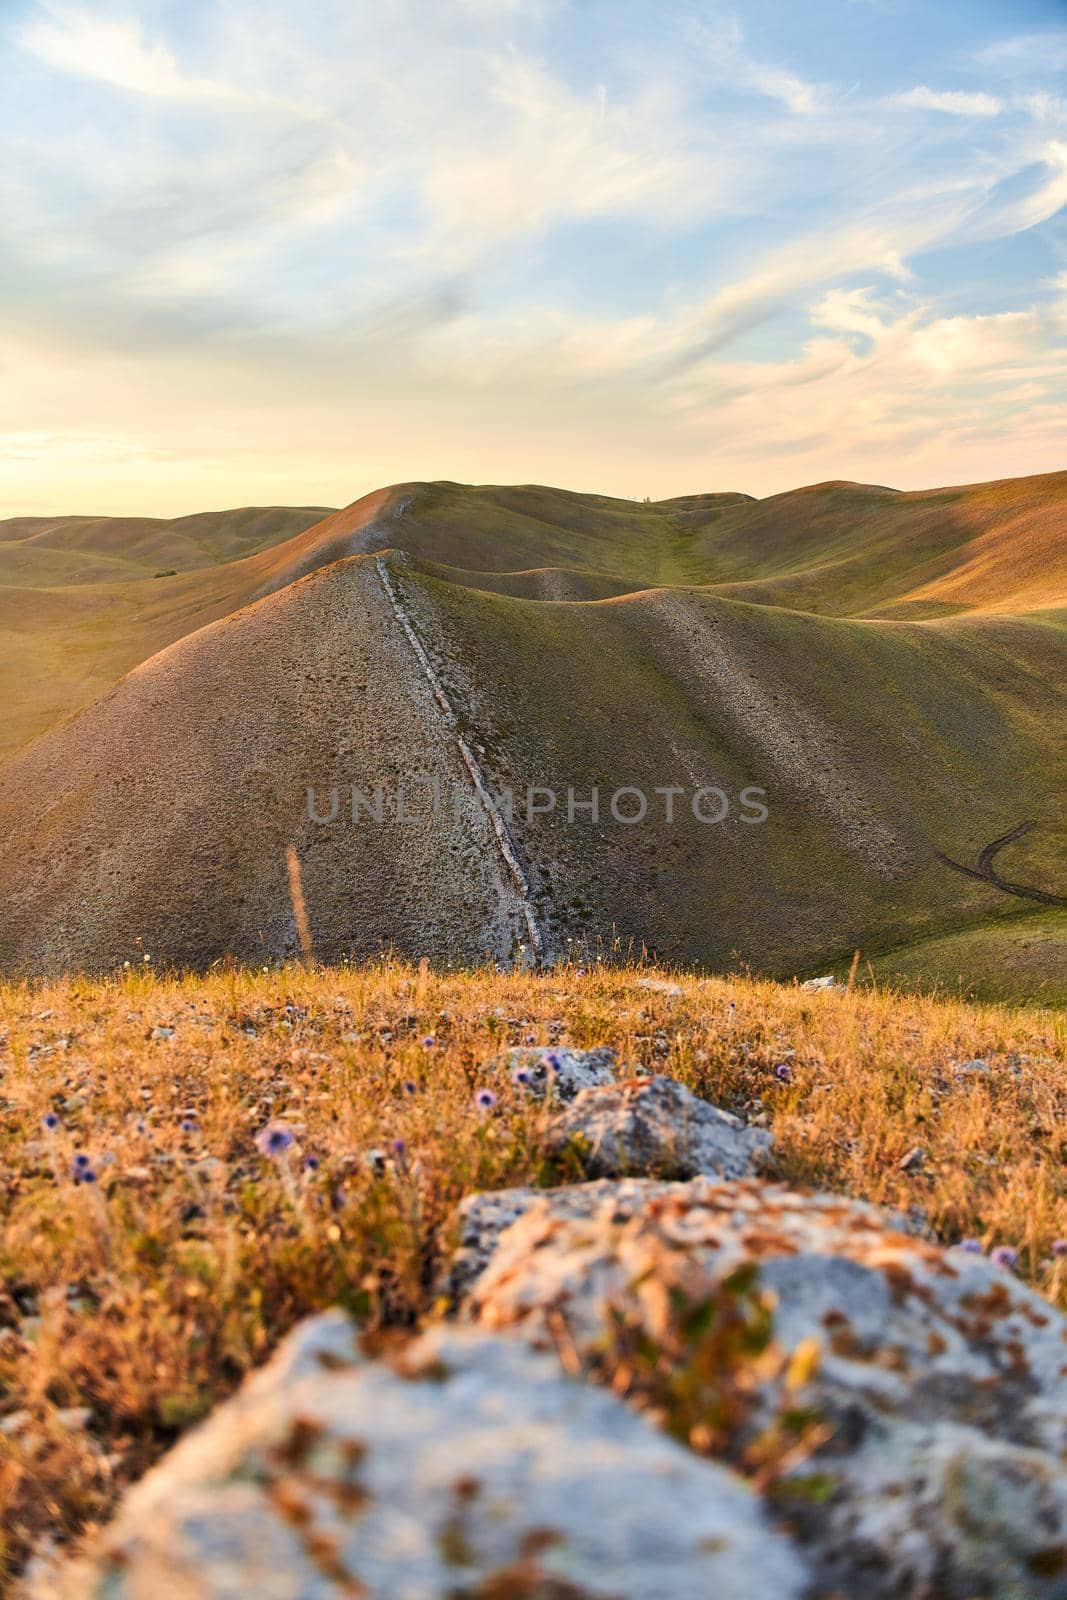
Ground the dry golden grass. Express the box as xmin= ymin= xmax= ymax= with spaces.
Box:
xmin=0 ymin=958 xmax=1064 ymax=1588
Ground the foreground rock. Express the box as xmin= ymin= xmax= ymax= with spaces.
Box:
xmin=494 ymin=1044 xmax=617 ymax=1101
xmin=462 ymin=1178 xmax=1067 ymax=1600
xmin=447 ymin=1176 xmax=682 ymax=1303
xmin=46 ymin=1313 xmax=807 ymax=1600
xmin=544 ymin=1074 xmax=772 ymax=1180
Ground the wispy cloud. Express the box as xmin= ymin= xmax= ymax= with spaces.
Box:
xmin=891 ymin=86 xmax=1002 ymax=116
xmin=19 ymin=3 xmax=235 ymax=100
xmin=1 ymin=0 xmax=1065 ymax=512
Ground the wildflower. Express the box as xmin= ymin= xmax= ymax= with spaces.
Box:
xmin=303 ymin=1154 xmax=320 ymax=1172
xmin=421 ymin=1036 xmax=435 ymax=1048
xmin=544 ymin=1052 xmax=562 ymax=1074
xmin=256 ymin=1122 xmax=295 ymax=1158
xmin=42 ymin=1112 xmax=60 ymax=1132
xmin=774 ymin=1063 xmax=792 ymax=1083
xmin=391 ymin=1137 xmax=407 ymax=1158
xmin=991 ymin=1246 xmax=1018 ymax=1270
xmin=1051 ymin=1239 xmax=1067 ymax=1258
xmin=73 ymin=1167 xmax=97 ymax=1185
xmin=959 ymin=1237 xmax=984 ymax=1254
xmin=402 ymin=1080 xmax=417 ymax=1095
xmin=73 ymin=1152 xmax=91 ymax=1171
xmin=179 ymin=1116 xmax=199 ymax=1134
xmin=576 ymin=967 xmax=586 ymax=978
xmin=512 ymin=1066 xmax=532 ymax=1086
xmin=475 ymin=1088 xmax=497 ymax=1111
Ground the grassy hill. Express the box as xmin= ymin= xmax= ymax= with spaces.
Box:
xmin=0 ymin=471 xmax=1064 ymax=993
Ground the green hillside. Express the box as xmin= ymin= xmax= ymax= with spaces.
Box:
xmin=0 ymin=471 xmax=1064 ymax=997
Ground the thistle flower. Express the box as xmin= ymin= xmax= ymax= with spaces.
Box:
xmin=475 ymin=1088 xmax=497 ymax=1111
xmin=256 ymin=1122 xmax=295 ymax=1158
xmin=42 ymin=1112 xmax=60 ymax=1132
xmin=73 ymin=1152 xmax=91 ymax=1171
xmin=544 ymin=1052 xmax=562 ymax=1074
xmin=991 ymin=1246 xmax=1018 ymax=1270
xmin=303 ymin=1154 xmax=320 ymax=1172
xmin=511 ymin=1065 xmax=533 ymax=1086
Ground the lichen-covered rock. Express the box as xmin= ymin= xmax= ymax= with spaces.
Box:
xmin=462 ymin=1178 xmax=1067 ymax=1600
xmin=544 ymin=1074 xmax=772 ymax=1180
xmin=46 ymin=1313 xmax=808 ymax=1600
xmin=446 ymin=1177 xmax=682 ymax=1303
xmin=493 ymin=1044 xmax=618 ymax=1101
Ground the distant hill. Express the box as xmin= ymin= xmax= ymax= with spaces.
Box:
xmin=0 ymin=472 xmax=1064 ymax=992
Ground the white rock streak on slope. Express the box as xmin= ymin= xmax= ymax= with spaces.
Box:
xmin=375 ymin=556 xmax=544 ymax=961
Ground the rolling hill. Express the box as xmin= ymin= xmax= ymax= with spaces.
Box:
xmin=0 ymin=471 xmax=1064 ymax=993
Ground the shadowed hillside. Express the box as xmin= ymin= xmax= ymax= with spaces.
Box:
xmin=1 ymin=471 xmax=1064 ymax=990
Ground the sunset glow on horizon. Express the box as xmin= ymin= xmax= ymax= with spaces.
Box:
xmin=3 ymin=0 xmax=1067 ymax=517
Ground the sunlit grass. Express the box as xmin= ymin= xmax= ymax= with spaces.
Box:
xmin=0 ymin=958 xmax=1063 ymax=1587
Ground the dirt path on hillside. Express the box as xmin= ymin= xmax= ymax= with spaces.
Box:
xmin=375 ymin=556 xmax=545 ymax=962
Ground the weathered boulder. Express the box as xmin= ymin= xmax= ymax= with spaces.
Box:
xmin=447 ymin=1177 xmax=682 ymax=1303
xmin=543 ymin=1074 xmax=772 ymax=1180
xmin=461 ymin=1178 xmax=1067 ymax=1600
xmin=493 ymin=1044 xmax=618 ymax=1101
xmin=45 ymin=1312 xmax=808 ymax=1600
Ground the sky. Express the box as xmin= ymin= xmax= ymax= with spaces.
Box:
xmin=2 ymin=0 xmax=1066 ymax=516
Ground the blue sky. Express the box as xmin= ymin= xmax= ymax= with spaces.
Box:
xmin=1 ymin=0 xmax=1066 ymax=514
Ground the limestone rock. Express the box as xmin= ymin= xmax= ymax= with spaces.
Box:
xmin=544 ymin=1074 xmax=773 ymax=1180
xmin=462 ymin=1178 xmax=1067 ymax=1599
xmin=47 ymin=1313 xmax=808 ymax=1600
xmin=496 ymin=1044 xmax=618 ymax=1101
xmin=447 ymin=1176 xmax=681 ymax=1303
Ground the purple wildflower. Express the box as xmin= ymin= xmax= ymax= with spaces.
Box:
xmin=303 ymin=1154 xmax=320 ymax=1172
xmin=991 ymin=1246 xmax=1018 ymax=1270
xmin=256 ymin=1122 xmax=295 ymax=1158
xmin=1051 ymin=1239 xmax=1067 ymax=1258
xmin=511 ymin=1066 xmax=533 ymax=1086
xmin=42 ymin=1111 xmax=60 ymax=1131
xmin=73 ymin=1167 xmax=97 ymax=1185
xmin=475 ymin=1088 xmax=497 ymax=1111
xmin=391 ymin=1137 xmax=407 ymax=1158
xmin=73 ymin=1152 xmax=91 ymax=1171
xmin=544 ymin=1052 xmax=562 ymax=1074
xmin=402 ymin=1080 xmax=417 ymax=1095
xmin=959 ymin=1237 xmax=984 ymax=1254
xmin=179 ymin=1116 xmax=199 ymax=1134
xmin=421 ymin=1037 xmax=435 ymax=1049
xmin=774 ymin=1063 xmax=792 ymax=1083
